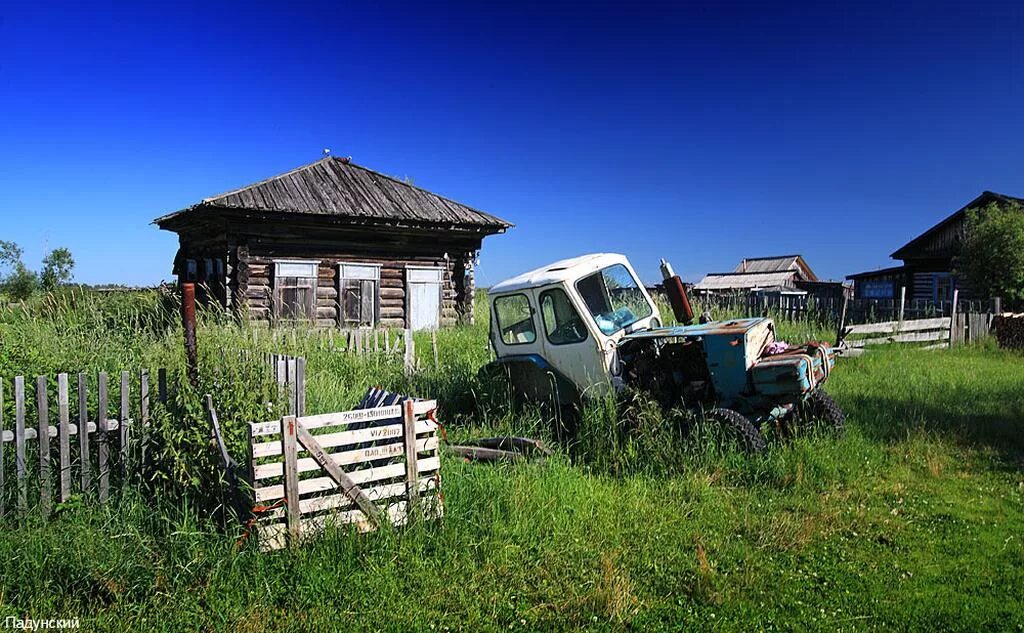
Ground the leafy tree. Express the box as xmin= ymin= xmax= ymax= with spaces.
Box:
xmin=955 ymin=202 xmax=1024 ymax=309
xmin=41 ymin=246 xmax=75 ymax=290
xmin=0 ymin=240 xmax=38 ymax=300
xmin=2 ymin=264 xmax=38 ymax=300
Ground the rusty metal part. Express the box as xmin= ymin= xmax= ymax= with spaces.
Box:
xmin=181 ymin=282 xmax=199 ymax=389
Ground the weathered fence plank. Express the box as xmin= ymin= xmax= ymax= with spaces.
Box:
xmin=78 ymin=373 xmax=90 ymax=492
xmin=139 ymin=370 xmax=149 ymax=470
xmin=36 ymin=376 xmax=51 ymax=517
xmin=15 ymin=376 xmax=27 ymax=510
xmin=403 ymin=399 xmax=420 ymax=514
xmin=97 ymin=372 xmax=109 ymax=503
xmin=120 ymin=371 xmax=130 ymax=470
xmin=57 ymin=374 xmax=71 ymax=503
xmin=281 ymin=415 xmax=301 ymax=545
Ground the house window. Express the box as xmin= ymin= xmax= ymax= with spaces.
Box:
xmin=184 ymin=259 xmax=198 ymax=282
xmin=203 ymin=258 xmax=214 ymax=281
xmin=338 ymin=263 xmax=380 ymax=327
xmin=935 ymin=274 xmax=954 ymax=302
xmin=274 ymin=260 xmax=319 ymax=321
xmin=860 ymin=280 xmax=894 ymax=299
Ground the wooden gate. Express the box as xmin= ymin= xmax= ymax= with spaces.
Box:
xmin=248 ymin=399 xmax=442 ymax=550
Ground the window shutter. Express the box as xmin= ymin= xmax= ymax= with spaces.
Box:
xmin=360 ymin=279 xmax=375 ymax=324
xmin=342 ymin=279 xmax=362 ymax=324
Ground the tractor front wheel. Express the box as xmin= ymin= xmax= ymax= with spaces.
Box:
xmin=789 ymin=389 xmax=845 ymax=436
xmin=706 ymin=408 xmax=767 ymax=453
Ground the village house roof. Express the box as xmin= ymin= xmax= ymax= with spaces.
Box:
xmin=890 ymin=190 xmax=1023 ymax=260
xmin=693 ymin=271 xmax=804 ymax=292
xmin=694 ymin=254 xmax=819 ymax=291
xmin=733 ymin=254 xmax=818 ymax=280
xmin=154 ymin=156 xmax=513 ymax=233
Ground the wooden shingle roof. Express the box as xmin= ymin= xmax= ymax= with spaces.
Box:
xmin=890 ymin=191 xmax=1023 ymax=260
xmin=155 ymin=157 xmax=512 ymax=232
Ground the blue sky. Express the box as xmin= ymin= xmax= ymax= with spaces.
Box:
xmin=0 ymin=0 xmax=1021 ymax=286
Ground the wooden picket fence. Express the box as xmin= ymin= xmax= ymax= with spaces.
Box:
xmin=247 ymin=399 xmax=443 ymax=550
xmin=0 ymin=369 xmax=168 ymax=517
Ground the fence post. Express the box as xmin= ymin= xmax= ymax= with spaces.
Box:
xmin=402 ymin=399 xmax=419 ymax=520
xmin=157 ymin=368 xmax=168 ymax=405
xmin=280 ymin=415 xmax=301 ymax=546
xmin=78 ymin=373 xmax=90 ymax=493
xmin=139 ymin=370 xmax=149 ymax=472
xmin=897 ymin=286 xmax=906 ymax=328
xmin=97 ymin=372 xmax=109 ymax=503
xmin=14 ymin=376 xmax=26 ymax=512
xmin=36 ymin=376 xmax=51 ymax=518
xmin=296 ymin=357 xmax=306 ymax=418
xmin=404 ymin=329 xmax=415 ymax=376
xmin=948 ymin=289 xmax=960 ymax=346
xmin=834 ymin=295 xmax=849 ymax=347
xmin=120 ymin=371 xmax=130 ymax=474
xmin=57 ymin=374 xmax=70 ymax=503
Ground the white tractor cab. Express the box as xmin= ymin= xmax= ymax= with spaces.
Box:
xmin=484 ymin=253 xmax=842 ymax=452
xmin=487 ymin=253 xmax=659 ymax=401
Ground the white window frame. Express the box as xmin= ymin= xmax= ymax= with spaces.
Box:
xmin=337 ymin=262 xmax=381 ymax=328
xmin=273 ymin=259 xmax=320 ymax=321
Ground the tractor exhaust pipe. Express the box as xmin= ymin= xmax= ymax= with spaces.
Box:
xmin=659 ymin=259 xmax=694 ymax=325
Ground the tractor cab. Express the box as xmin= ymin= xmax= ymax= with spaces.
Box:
xmin=487 ymin=254 xmax=659 ymax=402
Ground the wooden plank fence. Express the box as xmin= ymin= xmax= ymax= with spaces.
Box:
xmin=839 ymin=308 xmax=992 ymax=355
xmin=0 ymin=369 xmax=167 ymax=516
xmin=695 ymin=289 xmax=995 ymax=325
xmin=247 ymin=399 xmax=443 ymax=550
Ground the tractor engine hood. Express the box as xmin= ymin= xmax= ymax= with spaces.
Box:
xmin=619 ymin=317 xmax=773 ymax=343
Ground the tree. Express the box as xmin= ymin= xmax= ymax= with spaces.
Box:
xmin=955 ymin=202 xmax=1024 ymax=309
xmin=41 ymin=247 xmax=75 ymax=290
xmin=0 ymin=240 xmax=38 ymax=300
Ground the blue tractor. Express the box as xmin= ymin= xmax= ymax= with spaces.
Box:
xmin=484 ymin=254 xmax=843 ymax=451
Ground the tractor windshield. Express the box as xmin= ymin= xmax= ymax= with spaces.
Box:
xmin=576 ymin=264 xmax=653 ymax=335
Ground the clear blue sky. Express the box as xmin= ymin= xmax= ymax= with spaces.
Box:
xmin=1 ymin=0 xmax=1021 ymax=286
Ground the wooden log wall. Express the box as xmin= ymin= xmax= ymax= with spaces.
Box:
xmin=242 ymin=253 xmax=463 ymax=329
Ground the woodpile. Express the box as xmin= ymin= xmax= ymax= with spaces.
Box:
xmin=991 ymin=313 xmax=1024 ymax=350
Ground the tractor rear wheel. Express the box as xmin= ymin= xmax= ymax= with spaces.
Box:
xmin=790 ymin=389 xmax=845 ymax=435
xmin=706 ymin=408 xmax=767 ymax=453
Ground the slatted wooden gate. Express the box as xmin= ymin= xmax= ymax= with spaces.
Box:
xmin=248 ymin=399 xmax=442 ymax=550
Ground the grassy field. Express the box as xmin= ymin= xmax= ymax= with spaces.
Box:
xmin=0 ymin=291 xmax=1021 ymax=631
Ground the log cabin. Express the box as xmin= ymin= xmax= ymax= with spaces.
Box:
xmin=154 ymin=156 xmax=512 ymax=330
xmin=847 ymin=191 xmax=1023 ymax=301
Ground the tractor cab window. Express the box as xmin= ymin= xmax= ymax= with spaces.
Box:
xmin=576 ymin=264 xmax=652 ymax=335
xmin=494 ymin=294 xmax=536 ymax=345
xmin=540 ymin=288 xmax=588 ymax=345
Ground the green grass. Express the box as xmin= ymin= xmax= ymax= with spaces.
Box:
xmin=0 ymin=290 xmax=1022 ymax=631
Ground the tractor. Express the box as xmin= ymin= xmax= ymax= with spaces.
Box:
xmin=482 ymin=253 xmax=843 ymax=452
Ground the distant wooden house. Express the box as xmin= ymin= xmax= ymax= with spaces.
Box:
xmin=694 ymin=255 xmax=817 ymax=292
xmin=154 ymin=157 xmax=512 ymax=330
xmin=847 ymin=191 xmax=1023 ymax=301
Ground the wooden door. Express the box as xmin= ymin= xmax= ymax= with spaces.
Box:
xmin=406 ymin=267 xmax=442 ymax=331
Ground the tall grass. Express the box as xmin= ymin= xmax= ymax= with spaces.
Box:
xmin=0 ymin=289 xmax=1021 ymax=631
